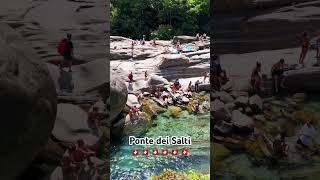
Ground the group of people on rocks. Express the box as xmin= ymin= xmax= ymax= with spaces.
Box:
xmin=250 ymin=58 xmax=286 ymax=96
xmin=272 ymin=119 xmax=318 ymax=159
xmin=62 ymin=139 xmax=97 ymax=180
xmin=298 ymin=31 xmax=320 ymax=67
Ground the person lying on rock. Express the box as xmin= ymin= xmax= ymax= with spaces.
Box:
xmin=273 ymin=132 xmax=289 ymax=158
xmin=251 ymin=62 xmax=262 ymax=94
xmin=297 ymin=120 xmax=317 ymax=149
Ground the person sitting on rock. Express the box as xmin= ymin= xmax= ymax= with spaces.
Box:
xmin=297 ymin=120 xmax=317 ymax=149
xmin=152 ymin=38 xmax=157 ymax=47
xmin=271 ymin=58 xmax=286 ymax=95
xmin=170 ymin=84 xmax=176 ymax=93
xmin=202 ymin=99 xmax=209 ymax=110
xmin=203 ymin=33 xmax=207 ymax=39
xmin=176 ymin=40 xmax=181 ymax=51
xmin=62 ymin=145 xmax=77 ymax=180
xmin=273 ymin=132 xmax=289 ymax=158
xmin=196 ymin=33 xmax=200 ymax=41
xmin=251 ymin=62 xmax=262 ymax=94
xmin=155 ymin=87 xmax=161 ymax=99
xmin=174 ymin=79 xmax=180 ymax=89
xmin=128 ymin=72 xmax=133 ymax=83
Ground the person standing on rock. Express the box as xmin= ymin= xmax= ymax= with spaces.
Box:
xmin=131 ymin=41 xmax=134 ymax=59
xmin=195 ymin=80 xmax=200 ymax=92
xmin=144 ymin=71 xmax=148 ymax=81
xmin=271 ymin=58 xmax=285 ymax=95
xmin=203 ymin=71 xmax=208 ymax=83
xmin=251 ymin=62 xmax=262 ymax=94
xmin=128 ymin=72 xmax=133 ymax=83
xmin=299 ymin=32 xmax=310 ymax=67
xmin=62 ymin=33 xmax=74 ymax=72
xmin=88 ymin=107 xmax=99 ymax=136
xmin=188 ymin=81 xmax=192 ymax=92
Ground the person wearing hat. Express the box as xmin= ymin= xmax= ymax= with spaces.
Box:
xmin=271 ymin=58 xmax=286 ymax=95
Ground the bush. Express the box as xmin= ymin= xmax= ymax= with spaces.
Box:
xmin=151 ymin=25 xmax=176 ymax=40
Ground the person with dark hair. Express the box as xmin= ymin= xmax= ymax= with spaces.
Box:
xmin=299 ymin=32 xmax=310 ymax=67
xmin=271 ymin=58 xmax=286 ymax=95
xmin=251 ymin=62 xmax=262 ymax=94
xmin=65 ymin=33 xmax=74 ymax=72
xmin=273 ymin=131 xmax=289 ymax=158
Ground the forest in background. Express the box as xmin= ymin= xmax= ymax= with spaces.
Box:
xmin=110 ymin=0 xmax=209 ymax=40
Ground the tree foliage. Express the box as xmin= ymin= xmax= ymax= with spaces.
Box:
xmin=111 ymin=0 xmax=209 ymax=40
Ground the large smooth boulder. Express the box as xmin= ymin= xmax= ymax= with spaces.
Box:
xmin=173 ymin=35 xmax=197 ymax=44
xmin=147 ymin=75 xmax=169 ymax=86
xmin=158 ymin=54 xmax=190 ymax=69
xmin=211 ymin=99 xmax=231 ymax=122
xmin=232 ymin=110 xmax=255 ymax=134
xmin=126 ymin=94 xmax=141 ymax=108
xmin=52 ymin=104 xmax=98 ymax=146
xmin=217 ymin=91 xmax=234 ymax=103
xmin=0 ymin=23 xmax=57 ymax=180
xmin=235 ymin=96 xmax=249 ymax=107
xmin=110 ymin=72 xmax=128 ymax=123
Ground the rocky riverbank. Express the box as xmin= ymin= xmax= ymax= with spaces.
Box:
xmin=211 ymin=77 xmax=320 ymax=179
xmin=0 ymin=0 xmax=109 ymax=179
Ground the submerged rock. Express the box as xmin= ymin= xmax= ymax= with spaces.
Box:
xmin=168 ymin=106 xmax=182 ymax=118
xmin=212 ymin=143 xmax=231 ymax=160
xmin=0 ymin=23 xmax=56 ymax=180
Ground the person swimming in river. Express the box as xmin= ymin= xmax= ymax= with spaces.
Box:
xmin=251 ymin=62 xmax=262 ymax=94
xmin=271 ymin=58 xmax=286 ymax=95
xmin=297 ymin=120 xmax=317 ymax=149
xmin=299 ymin=32 xmax=310 ymax=67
